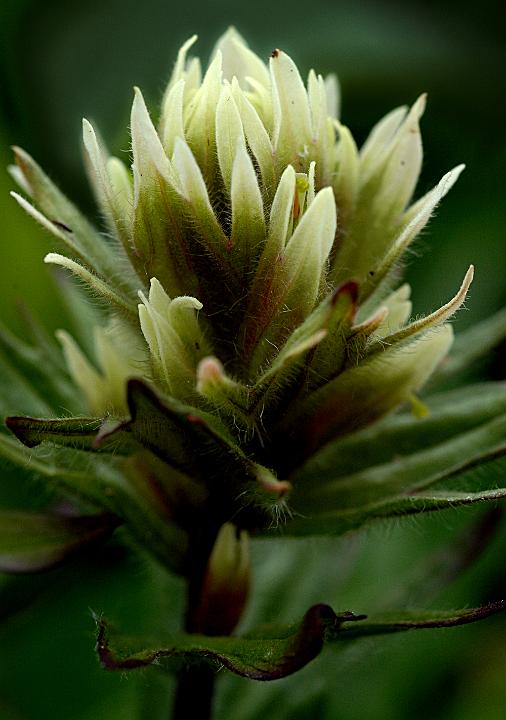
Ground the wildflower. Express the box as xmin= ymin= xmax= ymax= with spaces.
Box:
xmin=2 ymin=27 xmax=506 ymax=700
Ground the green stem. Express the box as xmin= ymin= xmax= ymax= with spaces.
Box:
xmin=172 ymin=519 xmax=221 ymax=720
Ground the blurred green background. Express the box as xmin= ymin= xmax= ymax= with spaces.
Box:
xmin=0 ymin=1 xmax=505 ymax=718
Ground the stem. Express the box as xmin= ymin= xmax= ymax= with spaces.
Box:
xmin=173 ymin=664 xmax=215 ymax=719
xmin=172 ymin=519 xmax=221 ymax=720
xmin=172 ymin=518 xmax=250 ymax=719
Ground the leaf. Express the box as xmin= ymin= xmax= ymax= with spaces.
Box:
xmin=95 ymin=600 xmax=505 ymax=680
xmin=378 ymin=508 xmax=504 ymax=608
xmin=96 ymin=605 xmax=363 ymax=679
xmin=331 ymin=602 xmax=506 ymax=641
xmin=0 ymin=433 xmax=189 ymax=573
xmin=0 ymin=511 xmax=119 ymax=573
xmin=0 ymin=432 xmax=127 ymax=509
xmin=123 ymin=379 xmax=291 ymax=527
xmin=123 ymin=378 xmax=232 ymax=471
xmin=284 ymin=481 xmax=506 ymax=537
xmin=285 ymin=413 xmax=506 ymax=534
xmin=5 ymin=415 xmax=132 ymax=453
xmin=293 ymin=381 xmax=506 ymax=487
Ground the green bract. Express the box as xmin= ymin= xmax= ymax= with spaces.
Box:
xmin=2 ymin=27 xmax=506 ymax=690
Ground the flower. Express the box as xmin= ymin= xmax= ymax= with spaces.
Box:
xmin=2 ymin=28 xmax=506 ymax=681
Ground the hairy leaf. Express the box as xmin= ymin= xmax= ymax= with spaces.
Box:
xmin=96 ymin=601 xmax=505 ymax=679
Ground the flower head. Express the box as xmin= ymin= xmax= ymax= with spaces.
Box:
xmin=3 ymin=26 xmax=506 ymax=690
xmin=4 ymin=26 xmax=503 ymax=560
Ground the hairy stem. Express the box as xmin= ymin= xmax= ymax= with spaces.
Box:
xmin=172 ymin=519 xmax=221 ymax=720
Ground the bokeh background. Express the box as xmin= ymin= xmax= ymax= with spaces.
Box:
xmin=0 ymin=1 xmax=505 ymax=718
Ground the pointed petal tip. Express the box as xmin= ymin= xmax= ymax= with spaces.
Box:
xmin=130 ymin=87 xmax=147 ymax=119
xmin=11 ymin=144 xmax=26 ymax=158
xmin=413 ymin=92 xmax=428 ymax=115
xmin=148 ymin=276 xmax=164 ymax=292
xmin=11 ymin=145 xmax=32 ymax=167
xmin=131 ymin=86 xmax=147 ymax=109
xmin=454 ymin=264 xmax=474 ymax=306
xmin=10 ymin=190 xmax=38 ymax=214
xmin=437 ymin=164 xmax=466 ymax=197
xmin=449 ymin=163 xmax=466 ymax=179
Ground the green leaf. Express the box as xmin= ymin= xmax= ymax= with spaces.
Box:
xmin=6 ymin=415 xmax=133 ymax=453
xmin=124 ymin=378 xmax=234 ymax=471
xmin=97 ymin=605 xmax=363 ymax=679
xmin=0 ymin=434 xmax=189 ymax=573
xmin=285 ymin=414 xmax=506 ymax=534
xmin=123 ymin=379 xmax=291 ymax=527
xmin=0 ymin=432 xmax=126 ymax=509
xmin=96 ymin=601 xmax=505 ymax=680
xmin=330 ymin=602 xmax=506 ymax=641
xmin=293 ymin=381 xmax=506 ymax=487
xmin=0 ymin=511 xmax=119 ymax=573
xmin=284 ymin=481 xmax=506 ymax=536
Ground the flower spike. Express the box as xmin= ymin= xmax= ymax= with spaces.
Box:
xmin=5 ymin=32 xmax=506 ymax=696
